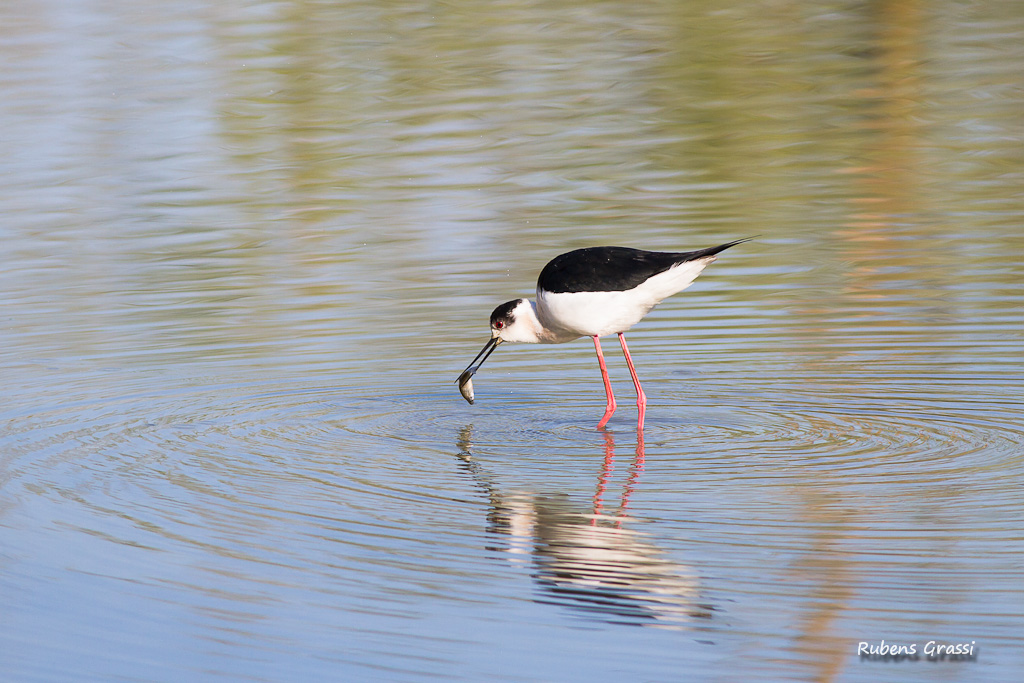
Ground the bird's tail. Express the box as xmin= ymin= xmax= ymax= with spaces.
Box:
xmin=677 ymin=236 xmax=756 ymax=263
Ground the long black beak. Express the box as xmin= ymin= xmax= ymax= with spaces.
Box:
xmin=457 ymin=337 xmax=501 ymax=384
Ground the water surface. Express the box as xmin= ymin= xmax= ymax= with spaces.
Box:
xmin=2 ymin=1 xmax=1023 ymax=681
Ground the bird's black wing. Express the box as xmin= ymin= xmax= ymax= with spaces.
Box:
xmin=537 ymin=239 xmax=748 ymax=293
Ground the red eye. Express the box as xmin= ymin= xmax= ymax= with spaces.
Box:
xmin=495 ymin=320 xmax=505 ymax=329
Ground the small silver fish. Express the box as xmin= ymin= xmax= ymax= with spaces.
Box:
xmin=456 ymin=337 xmax=501 ymax=407
xmin=457 ymin=367 xmax=477 ymax=404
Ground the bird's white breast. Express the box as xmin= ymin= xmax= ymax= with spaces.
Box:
xmin=536 ymin=256 xmax=714 ymax=338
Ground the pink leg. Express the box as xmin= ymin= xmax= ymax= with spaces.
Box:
xmin=618 ymin=333 xmax=647 ymax=431
xmin=593 ymin=335 xmax=616 ymax=429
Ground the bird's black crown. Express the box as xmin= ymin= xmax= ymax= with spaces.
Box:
xmin=490 ymin=299 xmax=523 ymax=329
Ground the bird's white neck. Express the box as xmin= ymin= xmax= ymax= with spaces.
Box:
xmin=501 ymin=299 xmax=578 ymax=344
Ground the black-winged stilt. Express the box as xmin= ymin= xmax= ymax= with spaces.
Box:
xmin=457 ymin=238 xmax=749 ymax=429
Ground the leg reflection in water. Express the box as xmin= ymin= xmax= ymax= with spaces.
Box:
xmin=592 ymin=429 xmax=644 ymax=526
xmin=455 ymin=426 xmax=712 ymax=628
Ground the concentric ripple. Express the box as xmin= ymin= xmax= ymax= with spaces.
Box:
xmin=650 ymin=372 xmax=1024 ymax=472
xmin=3 ymin=348 xmax=1024 ymax=681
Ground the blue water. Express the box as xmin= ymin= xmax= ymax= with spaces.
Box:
xmin=2 ymin=1 xmax=1023 ymax=681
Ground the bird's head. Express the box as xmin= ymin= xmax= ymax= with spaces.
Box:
xmin=489 ymin=298 xmax=538 ymax=343
xmin=456 ymin=299 xmax=541 ymax=402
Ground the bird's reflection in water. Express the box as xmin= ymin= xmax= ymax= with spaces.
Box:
xmin=456 ymin=426 xmax=712 ymax=629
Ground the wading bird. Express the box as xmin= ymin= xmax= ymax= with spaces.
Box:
xmin=457 ymin=238 xmax=749 ymax=430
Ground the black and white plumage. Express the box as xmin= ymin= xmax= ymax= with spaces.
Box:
xmin=457 ymin=238 xmax=749 ymax=429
